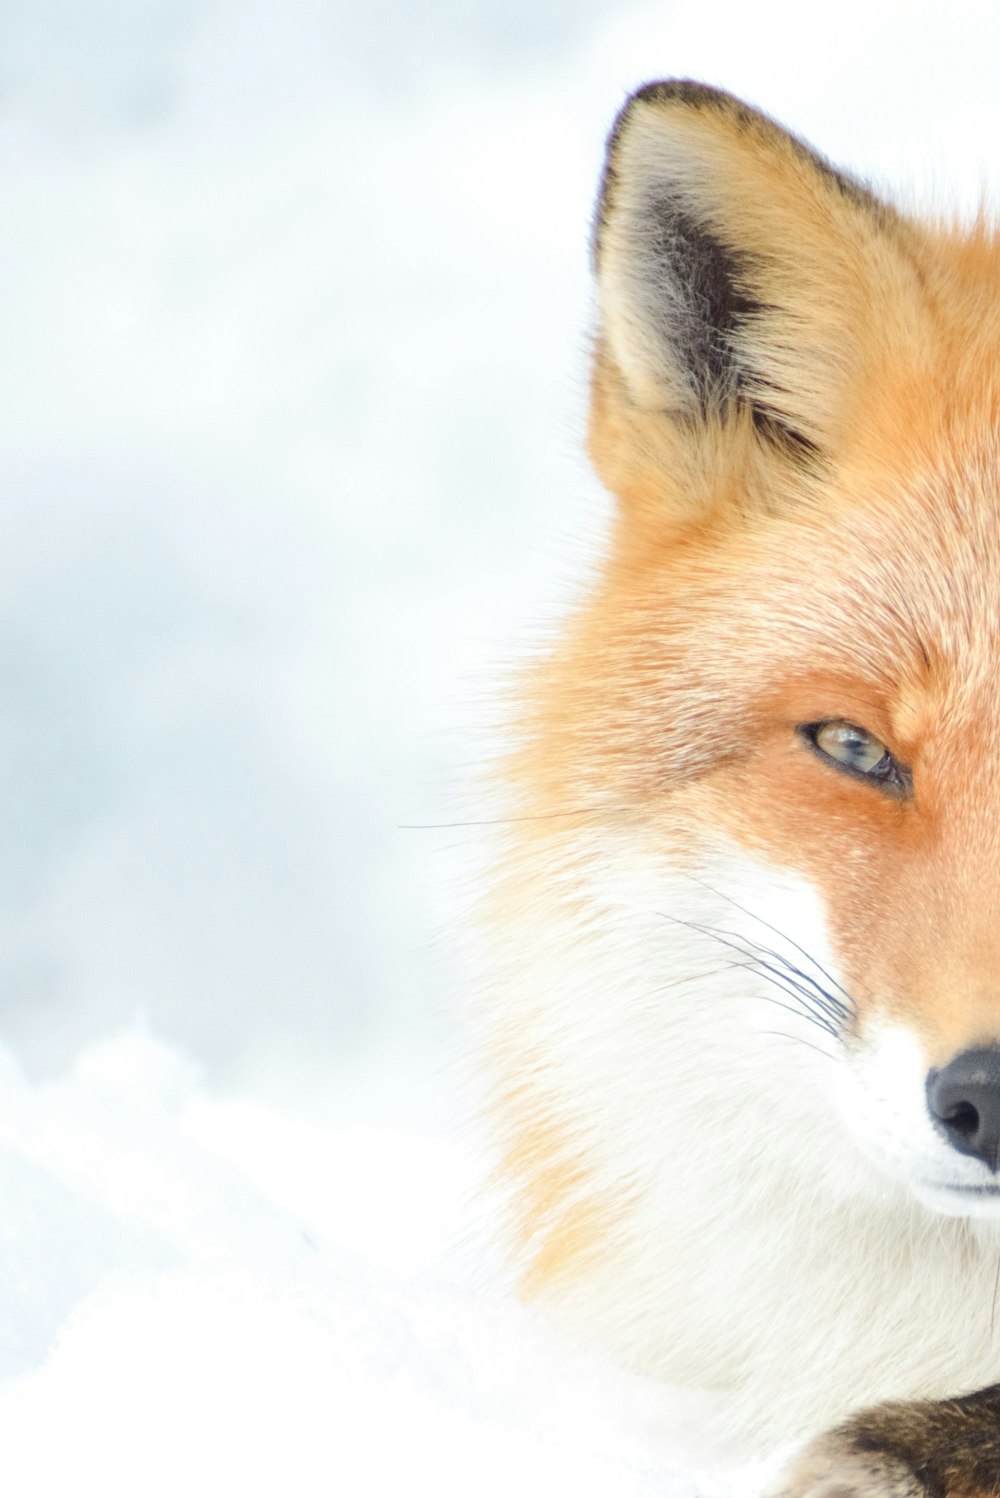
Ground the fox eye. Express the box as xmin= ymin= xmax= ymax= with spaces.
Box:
xmin=799 ymin=720 xmax=912 ymax=797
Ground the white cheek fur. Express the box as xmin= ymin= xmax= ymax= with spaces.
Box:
xmin=474 ymin=831 xmax=1000 ymax=1463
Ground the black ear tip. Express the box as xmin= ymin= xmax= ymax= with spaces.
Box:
xmin=612 ymin=79 xmax=747 ymax=140
xmin=597 ymin=81 xmax=748 ymax=258
xmin=608 ymin=81 xmax=690 ymax=155
xmin=629 ymin=79 xmax=737 ymax=111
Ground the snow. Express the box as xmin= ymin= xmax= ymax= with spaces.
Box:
xmin=0 ymin=1027 xmax=760 ymax=1496
xmin=2 ymin=0 xmax=1000 ymax=1490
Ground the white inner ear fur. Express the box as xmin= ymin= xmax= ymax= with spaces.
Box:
xmin=599 ymin=113 xmax=734 ymax=413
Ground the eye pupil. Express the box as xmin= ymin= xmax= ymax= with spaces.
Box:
xmin=832 ymin=726 xmax=873 ymax=764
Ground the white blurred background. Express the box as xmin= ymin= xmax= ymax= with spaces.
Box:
xmin=2 ymin=0 xmax=999 ymax=1105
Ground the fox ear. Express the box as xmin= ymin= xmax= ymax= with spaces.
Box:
xmin=592 ymin=81 xmax=918 ymax=509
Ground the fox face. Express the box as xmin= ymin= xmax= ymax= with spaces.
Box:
xmin=538 ymin=443 xmax=1000 ymax=1216
xmin=480 ymin=82 xmax=1000 ymax=1448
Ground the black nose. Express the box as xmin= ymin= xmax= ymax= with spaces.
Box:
xmin=927 ymin=1048 xmax=1000 ymax=1170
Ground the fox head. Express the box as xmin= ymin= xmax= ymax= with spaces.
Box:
xmin=487 ymin=80 xmax=1000 ymax=1311
xmin=595 ymin=79 xmax=1000 ymax=1153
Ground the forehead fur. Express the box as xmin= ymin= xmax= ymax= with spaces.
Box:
xmin=524 ymin=416 xmax=1000 ymax=813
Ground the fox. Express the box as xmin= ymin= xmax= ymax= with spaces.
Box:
xmin=473 ymin=81 xmax=1000 ymax=1498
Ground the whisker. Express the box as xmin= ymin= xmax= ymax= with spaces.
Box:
xmin=654 ymin=912 xmax=843 ymax=1029
xmin=637 ymin=959 xmax=755 ymax=1000
xmin=738 ymin=942 xmax=848 ymax=1027
xmin=752 ymin=972 xmax=840 ymax=1038
xmin=763 ymin=1031 xmax=840 ymax=1062
xmin=398 ymin=810 xmax=600 ymax=830
xmin=652 ymin=909 xmax=773 ymax=969
xmin=651 ymin=907 xmax=842 ymax=1040
xmin=712 ymin=926 xmax=848 ymax=1022
xmin=682 ymin=872 xmax=858 ymax=1014
xmin=737 ymin=953 xmax=842 ymax=1032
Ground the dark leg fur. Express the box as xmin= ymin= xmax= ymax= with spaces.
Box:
xmin=773 ymin=1385 xmax=1000 ymax=1498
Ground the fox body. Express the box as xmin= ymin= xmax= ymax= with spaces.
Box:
xmin=476 ymin=83 xmax=1000 ymax=1494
